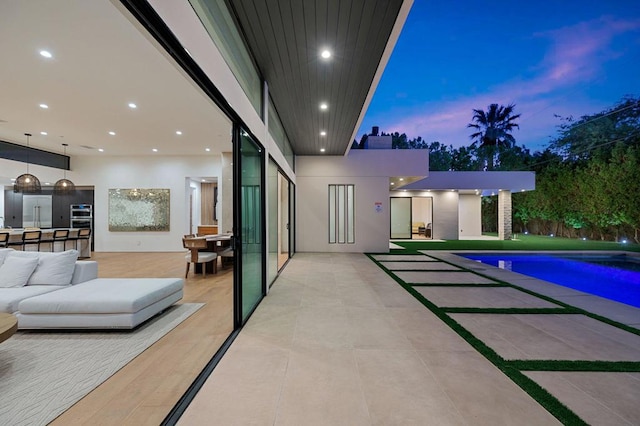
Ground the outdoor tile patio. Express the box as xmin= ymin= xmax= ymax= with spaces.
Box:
xmin=380 ymin=261 xmax=462 ymax=270
xmin=416 ymin=286 xmax=561 ymax=308
xmin=394 ymin=270 xmax=497 ymax=284
xmin=179 ymin=253 xmax=559 ymax=425
xmin=524 ymin=371 xmax=640 ymax=426
xmin=451 ymin=313 xmax=640 ymax=361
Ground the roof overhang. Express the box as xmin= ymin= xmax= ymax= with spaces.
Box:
xmin=396 ymin=171 xmax=536 ymax=195
xmin=230 ymin=0 xmax=414 ymax=155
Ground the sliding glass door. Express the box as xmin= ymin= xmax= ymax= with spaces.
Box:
xmin=235 ymin=128 xmax=265 ymax=323
xmin=390 ymin=197 xmax=411 ymax=239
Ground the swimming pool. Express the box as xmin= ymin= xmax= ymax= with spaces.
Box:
xmin=461 ymin=253 xmax=640 ymax=308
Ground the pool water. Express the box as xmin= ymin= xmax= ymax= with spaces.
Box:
xmin=461 ymin=253 xmax=640 ymax=309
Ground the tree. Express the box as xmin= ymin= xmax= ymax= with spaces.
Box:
xmin=550 ymin=96 xmax=640 ymax=162
xmin=427 ymin=141 xmax=453 ymax=171
xmin=467 ymin=103 xmax=521 ymax=170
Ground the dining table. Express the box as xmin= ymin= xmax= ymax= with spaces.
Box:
xmin=193 ymin=233 xmax=233 ymax=274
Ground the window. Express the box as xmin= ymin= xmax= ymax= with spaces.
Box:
xmin=189 ymin=0 xmax=262 ymax=115
xmin=268 ymin=98 xmax=295 ymax=170
xmin=328 ymin=184 xmax=355 ymax=244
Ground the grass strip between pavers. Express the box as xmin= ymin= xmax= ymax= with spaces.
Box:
xmin=409 ymin=283 xmax=509 ymax=287
xmin=368 ymin=252 xmax=592 ymax=425
xmin=510 ymin=360 xmax=640 ymax=372
xmin=422 ymin=252 xmax=640 ymax=338
xmin=442 ymin=307 xmax=580 ymax=314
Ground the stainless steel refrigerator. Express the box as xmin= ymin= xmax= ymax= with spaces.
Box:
xmin=22 ymin=195 xmax=53 ymax=228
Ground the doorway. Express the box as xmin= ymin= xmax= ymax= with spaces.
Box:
xmin=277 ymin=171 xmax=290 ymax=270
xmin=390 ymin=196 xmax=433 ymax=240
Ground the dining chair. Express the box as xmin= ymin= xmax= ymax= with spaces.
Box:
xmin=183 ymin=237 xmax=217 ymax=278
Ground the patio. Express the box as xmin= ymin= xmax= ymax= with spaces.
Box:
xmin=178 ymin=251 xmax=640 ymax=424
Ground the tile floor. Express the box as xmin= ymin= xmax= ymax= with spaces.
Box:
xmin=178 ymin=253 xmax=561 ymax=425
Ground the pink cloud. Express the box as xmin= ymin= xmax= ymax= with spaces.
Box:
xmin=374 ymin=16 xmax=640 ymax=150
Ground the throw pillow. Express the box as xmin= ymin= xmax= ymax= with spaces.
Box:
xmin=0 ymin=248 xmax=14 ymax=266
xmin=0 ymin=256 xmax=39 ymax=288
xmin=10 ymin=250 xmax=79 ymax=286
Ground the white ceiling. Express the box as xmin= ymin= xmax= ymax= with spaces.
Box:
xmin=0 ymin=0 xmax=232 ymax=160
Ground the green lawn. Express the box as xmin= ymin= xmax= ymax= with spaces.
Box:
xmin=394 ymin=234 xmax=640 ymax=252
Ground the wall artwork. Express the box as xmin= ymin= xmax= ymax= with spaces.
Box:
xmin=108 ymin=188 xmax=170 ymax=232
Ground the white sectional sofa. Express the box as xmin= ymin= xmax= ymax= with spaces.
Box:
xmin=0 ymin=248 xmax=183 ymax=329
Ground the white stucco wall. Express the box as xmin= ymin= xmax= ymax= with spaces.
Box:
xmin=296 ymin=150 xmax=428 ymax=252
xmin=458 ymin=194 xmax=481 ymax=237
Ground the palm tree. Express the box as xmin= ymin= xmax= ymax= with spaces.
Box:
xmin=467 ymin=103 xmax=520 ymax=170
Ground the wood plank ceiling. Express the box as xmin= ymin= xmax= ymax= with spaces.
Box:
xmin=228 ymin=0 xmax=405 ymax=155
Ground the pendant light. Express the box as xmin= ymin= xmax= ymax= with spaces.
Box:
xmin=14 ymin=133 xmax=42 ymax=193
xmin=53 ymin=143 xmax=76 ymax=194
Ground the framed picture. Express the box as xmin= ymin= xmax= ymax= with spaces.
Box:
xmin=108 ymin=188 xmax=170 ymax=232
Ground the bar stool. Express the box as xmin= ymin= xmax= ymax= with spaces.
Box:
xmin=8 ymin=230 xmax=42 ymax=251
xmin=0 ymin=232 xmax=9 ymax=248
xmin=41 ymin=229 xmax=70 ymax=252
xmin=67 ymin=228 xmax=91 ymax=257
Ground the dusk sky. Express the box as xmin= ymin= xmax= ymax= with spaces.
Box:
xmin=358 ymin=0 xmax=640 ymax=152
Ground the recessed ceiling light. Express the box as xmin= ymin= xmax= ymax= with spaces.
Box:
xmin=176 ymin=130 xmax=182 ymax=135
xmin=10 ymin=178 xmax=16 ymax=182
xmin=319 ymin=103 xmax=328 ymax=110
xmin=44 ymin=182 xmax=51 ymax=186
xmin=98 ymin=148 xmax=104 ymax=152
xmin=390 ymin=182 xmax=395 ymax=185
xmin=40 ymin=131 xmax=47 ymax=135
xmin=152 ymin=148 xmax=158 ymax=152
xmin=108 ymin=131 xmax=116 ymax=136
xmin=205 ymin=148 xmax=211 ymax=152
xmin=128 ymin=103 xmax=137 ymax=109
xmin=320 ymin=49 xmax=331 ymax=59
xmin=399 ymin=178 xmax=404 ymax=181
xmin=320 ymin=131 xmax=327 ymax=136
xmin=320 ymin=148 xmax=326 ymax=153
xmin=39 ymin=103 xmax=49 ymax=109
xmin=39 ymin=50 xmax=52 ymax=58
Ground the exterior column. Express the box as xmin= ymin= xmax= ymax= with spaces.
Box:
xmin=498 ymin=190 xmax=512 ymax=240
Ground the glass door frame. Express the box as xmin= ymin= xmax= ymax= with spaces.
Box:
xmin=232 ymin=124 xmax=267 ymax=328
xmin=390 ymin=196 xmax=412 ymax=239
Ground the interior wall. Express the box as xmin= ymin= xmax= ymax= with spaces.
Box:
xmin=411 ymin=197 xmax=432 ymax=228
xmin=459 ymin=194 xmax=481 ymax=237
xmin=72 ymin=155 xmax=221 ymax=252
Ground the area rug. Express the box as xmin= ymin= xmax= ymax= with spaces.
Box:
xmin=0 ymin=303 xmax=204 ymax=426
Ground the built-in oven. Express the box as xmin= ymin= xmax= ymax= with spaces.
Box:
xmin=70 ymin=204 xmax=93 ymax=250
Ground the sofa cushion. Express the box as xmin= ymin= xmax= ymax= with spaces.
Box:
xmin=18 ymin=278 xmax=184 ymax=314
xmin=0 ymin=286 xmax=66 ymax=313
xmin=9 ymin=250 xmax=79 ymax=286
xmin=0 ymin=256 xmax=39 ymax=288
xmin=0 ymin=248 xmax=14 ymax=266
